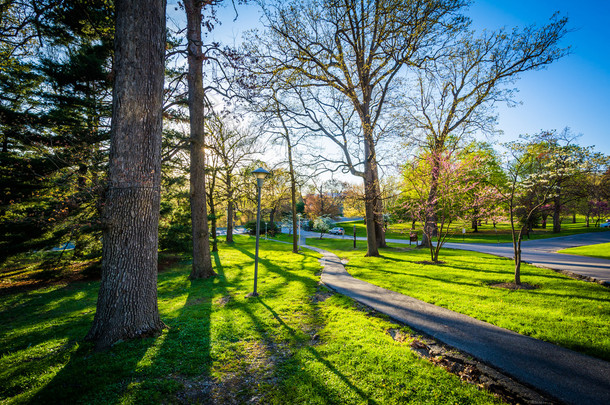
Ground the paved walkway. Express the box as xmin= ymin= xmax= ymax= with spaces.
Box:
xmin=304 ymin=242 xmax=610 ymax=405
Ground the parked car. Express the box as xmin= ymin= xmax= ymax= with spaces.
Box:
xmin=601 ymin=220 xmax=610 ymax=228
xmin=328 ymin=227 xmax=345 ymax=235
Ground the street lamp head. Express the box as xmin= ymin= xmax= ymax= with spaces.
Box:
xmin=252 ymin=167 xmax=270 ymax=180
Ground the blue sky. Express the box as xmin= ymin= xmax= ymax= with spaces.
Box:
xmin=192 ymin=0 xmax=610 ymax=155
xmin=467 ymin=1 xmax=610 ymax=154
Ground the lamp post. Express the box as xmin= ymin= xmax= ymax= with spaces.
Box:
xmin=297 ymin=213 xmax=302 ymax=247
xmin=247 ymin=167 xmax=270 ymax=298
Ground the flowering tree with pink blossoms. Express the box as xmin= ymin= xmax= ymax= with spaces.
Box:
xmin=402 ymin=151 xmax=499 ymax=262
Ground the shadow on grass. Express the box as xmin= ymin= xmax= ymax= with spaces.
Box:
xmin=21 ymin=255 xmax=219 ymax=404
xmin=0 ymin=282 xmax=98 ymax=359
xmin=258 ymin=297 xmax=376 ymax=404
xmin=231 ymin=240 xmax=377 ymax=403
xmin=120 ymin=254 xmax=227 ymax=404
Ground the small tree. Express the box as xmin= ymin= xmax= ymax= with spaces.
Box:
xmin=312 ymin=216 xmax=334 ymax=239
xmin=499 ymin=140 xmax=571 ymax=285
xmin=402 ymin=151 xmax=498 ymax=262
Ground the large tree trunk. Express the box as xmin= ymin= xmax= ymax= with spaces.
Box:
xmin=371 ymin=168 xmax=386 ymax=248
xmin=185 ymin=0 xmax=215 ymax=279
xmin=86 ymin=0 xmax=166 ymax=350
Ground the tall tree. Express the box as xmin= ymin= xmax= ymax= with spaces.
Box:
xmin=250 ymin=0 xmax=467 ymax=256
xmin=401 ymin=17 xmax=569 ymax=246
xmin=1 ymin=0 xmax=115 ymax=263
xmin=254 ymin=90 xmax=307 ymax=253
xmin=184 ymin=0 xmax=215 ymax=279
xmin=86 ymin=0 xmax=166 ymax=349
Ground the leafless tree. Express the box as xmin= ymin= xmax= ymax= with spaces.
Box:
xmin=249 ymin=0 xmax=468 ymax=256
xmin=205 ymin=112 xmax=260 ymax=243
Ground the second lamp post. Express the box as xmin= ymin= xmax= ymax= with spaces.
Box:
xmin=247 ymin=167 xmax=270 ymax=297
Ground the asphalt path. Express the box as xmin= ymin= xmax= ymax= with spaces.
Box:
xmin=302 ymin=230 xmax=610 ymax=285
xmin=302 ymin=235 xmax=610 ymax=405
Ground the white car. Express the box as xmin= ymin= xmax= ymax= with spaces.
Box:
xmin=328 ymin=227 xmax=345 ymax=235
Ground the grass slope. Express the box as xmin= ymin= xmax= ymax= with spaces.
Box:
xmin=306 ymin=238 xmax=610 ymax=362
xmin=0 ymin=236 xmax=499 ymax=404
xmin=558 ymin=242 xmax=610 ymax=260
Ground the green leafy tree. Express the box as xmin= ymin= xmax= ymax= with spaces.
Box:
xmin=0 ymin=0 xmax=114 ymax=263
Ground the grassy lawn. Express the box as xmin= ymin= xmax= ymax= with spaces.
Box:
xmin=558 ymin=242 xmax=610 ymax=260
xmin=337 ymin=219 xmax=610 ymax=244
xmin=0 ymin=236 xmax=500 ymax=404
xmin=306 ymin=238 xmax=610 ymax=362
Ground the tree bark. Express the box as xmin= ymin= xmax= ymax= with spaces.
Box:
xmin=552 ymin=194 xmax=561 ymax=233
xmin=86 ymin=0 xmax=166 ymax=350
xmin=185 ymin=0 xmax=215 ymax=279
xmin=359 ymin=99 xmax=380 ymax=256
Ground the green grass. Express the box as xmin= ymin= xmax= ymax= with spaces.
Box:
xmin=558 ymin=242 xmax=610 ymax=260
xmin=0 ymin=235 xmax=500 ymax=404
xmin=337 ymin=218 xmax=610 ymax=244
xmin=306 ymin=238 xmax=610 ymax=362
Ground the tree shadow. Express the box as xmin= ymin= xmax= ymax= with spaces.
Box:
xmin=228 ymin=241 xmax=377 ymax=403
xmin=122 ymin=253 xmax=230 ymax=404
xmin=25 ymin=280 xmax=167 ymax=404
xmin=262 ymin=297 xmax=375 ymax=399
xmin=0 ymin=282 xmax=99 ymax=354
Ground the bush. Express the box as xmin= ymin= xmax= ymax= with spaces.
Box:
xmin=245 ymin=221 xmax=257 ymax=235
xmin=245 ymin=221 xmax=280 ymax=236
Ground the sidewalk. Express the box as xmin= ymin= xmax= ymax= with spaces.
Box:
xmin=306 ymin=243 xmax=610 ymax=405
